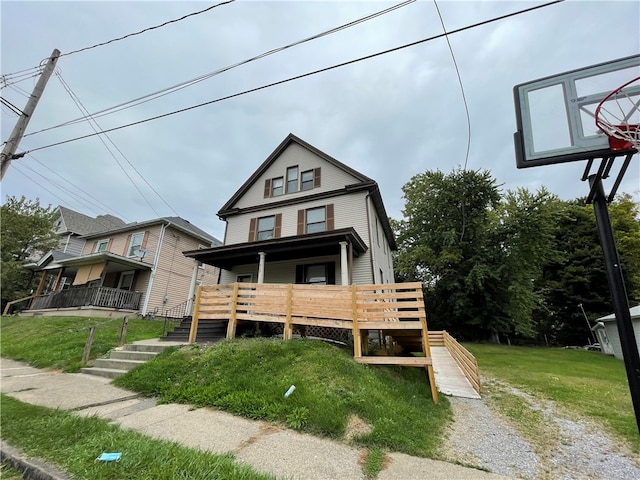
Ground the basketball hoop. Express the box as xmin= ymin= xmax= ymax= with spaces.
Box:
xmin=595 ymin=76 xmax=640 ymax=152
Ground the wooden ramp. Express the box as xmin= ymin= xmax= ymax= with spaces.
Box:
xmin=430 ymin=346 xmax=480 ymax=399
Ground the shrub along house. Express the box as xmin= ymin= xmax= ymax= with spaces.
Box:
xmin=20 ymin=215 xmax=221 ymax=318
xmin=184 ymin=133 xmax=396 ymax=288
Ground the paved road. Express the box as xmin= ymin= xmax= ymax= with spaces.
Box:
xmin=1 ymin=357 xmax=512 ymax=480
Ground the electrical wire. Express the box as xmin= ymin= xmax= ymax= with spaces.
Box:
xmin=22 ymin=0 xmax=417 ymax=139
xmin=11 ymin=163 xmax=77 ymax=206
xmin=60 ymin=0 xmax=236 ymax=57
xmin=54 ymin=71 xmax=163 ymax=218
xmin=55 ymin=71 xmax=182 ymax=217
xmin=20 ymin=0 xmax=564 ymax=155
xmin=432 ymin=0 xmax=472 ymax=242
xmin=0 ymin=96 xmax=23 ymax=115
xmin=26 ymin=152 xmax=130 ymax=220
xmin=1 ymin=71 xmax=41 ymax=89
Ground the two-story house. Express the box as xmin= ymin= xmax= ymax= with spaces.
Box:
xmin=21 ymin=214 xmax=221 ymax=318
xmin=184 ymin=134 xmax=396 ymax=286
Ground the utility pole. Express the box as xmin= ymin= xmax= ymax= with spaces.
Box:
xmin=1 ymin=48 xmax=60 ymax=181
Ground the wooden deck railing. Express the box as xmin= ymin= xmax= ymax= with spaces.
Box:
xmin=190 ymin=282 xmax=439 ymax=403
xmin=29 ymin=286 xmax=142 ymax=311
xmin=442 ymin=331 xmax=481 ymax=394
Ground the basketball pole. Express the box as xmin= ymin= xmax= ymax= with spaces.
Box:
xmin=588 ymin=173 xmax=640 ymax=433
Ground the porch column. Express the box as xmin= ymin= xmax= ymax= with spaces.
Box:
xmin=257 ymin=252 xmax=266 ymax=283
xmin=339 ymin=241 xmax=349 ymax=285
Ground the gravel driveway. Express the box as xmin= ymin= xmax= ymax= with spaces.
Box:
xmin=441 ymin=380 xmax=640 ymax=480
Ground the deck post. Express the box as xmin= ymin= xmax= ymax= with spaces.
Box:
xmin=420 ymin=307 xmax=438 ymax=404
xmin=226 ymin=283 xmax=240 ymax=339
xmin=188 ymin=286 xmax=203 ymax=343
xmin=284 ymin=283 xmax=293 ymax=340
xmin=351 ymin=285 xmax=362 ymax=358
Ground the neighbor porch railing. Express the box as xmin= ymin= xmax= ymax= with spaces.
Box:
xmin=30 ymin=286 xmax=142 ymax=311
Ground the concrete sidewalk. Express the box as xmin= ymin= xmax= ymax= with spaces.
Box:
xmin=1 ymin=355 xmax=512 ymax=480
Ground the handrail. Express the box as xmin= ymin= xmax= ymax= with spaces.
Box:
xmin=3 ymin=294 xmax=39 ymax=315
xmin=442 ymin=330 xmax=482 ymax=394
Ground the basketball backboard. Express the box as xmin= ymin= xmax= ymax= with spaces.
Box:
xmin=514 ymin=54 xmax=640 ymax=168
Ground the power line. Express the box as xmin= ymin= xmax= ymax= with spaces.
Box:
xmin=0 ymin=96 xmax=23 ymax=115
xmin=61 ymin=0 xmax=237 ymax=57
xmin=22 ymin=0 xmax=417 ymax=139
xmin=432 ymin=0 xmax=472 ymax=242
xmin=26 ymin=152 xmax=130 ymax=220
xmin=22 ymin=0 xmax=564 ymax=156
xmin=54 ymin=71 xmax=164 ymax=218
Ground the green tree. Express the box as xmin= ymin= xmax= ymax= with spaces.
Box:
xmin=539 ymin=194 xmax=639 ymax=345
xmin=1 ymin=196 xmax=58 ymax=310
xmin=393 ymin=168 xmax=502 ymax=340
xmin=489 ymin=188 xmax=562 ymax=341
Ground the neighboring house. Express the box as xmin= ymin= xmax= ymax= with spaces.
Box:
xmin=54 ymin=206 xmax=126 ymax=256
xmin=592 ymin=305 xmax=640 ymax=360
xmin=184 ymin=133 xmax=396 ymax=286
xmin=23 ymin=214 xmax=221 ymax=318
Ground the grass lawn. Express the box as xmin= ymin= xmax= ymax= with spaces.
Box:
xmin=0 ymin=395 xmax=277 ymax=480
xmin=115 ymin=338 xmax=451 ymax=458
xmin=0 ymin=316 xmax=167 ymax=372
xmin=467 ymin=343 xmax=639 ymax=450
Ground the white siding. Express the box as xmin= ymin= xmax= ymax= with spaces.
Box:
xmin=603 ymin=319 xmax=640 ymax=361
xmin=226 ymin=190 xmax=372 ymax=245
xmin=365 ymin=196 xmax=395 ymax=284
xmin=235 ymin=143 xmax=362 ymax=209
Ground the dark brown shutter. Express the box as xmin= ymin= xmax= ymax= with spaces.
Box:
xmin=248 ymin=218 xmax=257 ymax=242
xmin=123 ymin=234 xmax=132 ymax=255
xmin=313 ymin=167 xmax=321 ymax=188
xmin=264 ymin=179 xmax=272 ymax=198
xmin=326 ymin=262 xmax=336 ymax=285
xmin=106 ymin=238 xmax=113 ymax=252
xmin=326 ymin=204 xmax=334 ymax=231
xmin=297 ymin=210 xmax=305 ymax=235
xmin=274 ymin=213 xmax=282 ymax=238
xmin=295 ymin=265 xmax=304 ymax=284
xmin=142 ymin=231 xmax=149 ymax=249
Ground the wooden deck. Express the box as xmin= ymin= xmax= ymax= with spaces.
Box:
xmin=190 ymin=282 xmax=483 ymax=402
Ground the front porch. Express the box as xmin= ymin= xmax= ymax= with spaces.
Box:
xmin=6 ymin=286 xmax=142 ymax=317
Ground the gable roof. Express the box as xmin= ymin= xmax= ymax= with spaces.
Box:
xmin=218 ymin=133 xmax=396 ymax=250
xmin=56 ymin=206 xmax=125 ymax=235
xmin=82 ymin=216 xmax=221 ymax=246
xmin=219 ymin=133 xmax=373 ymax=215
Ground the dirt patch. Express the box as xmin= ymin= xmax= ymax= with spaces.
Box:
xmin=235 ymin=423 xmax=282 ymax=453
xmin=344 ymin=414 xmax=373 ymax=442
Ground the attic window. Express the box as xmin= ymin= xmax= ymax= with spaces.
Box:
xmin=286 ymin=166 xmax=299 ymax=193
xmin=272 ymin=177 xmax=284 ymax=197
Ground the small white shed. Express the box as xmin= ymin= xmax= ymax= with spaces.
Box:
xmin=593 ymin=305 xmax=640 ymax=360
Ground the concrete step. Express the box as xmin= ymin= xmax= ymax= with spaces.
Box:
xmin=93 ymin=358 xmax=146 ymax=371
xmin=122 ymin=343 xmax=173 ymax=353
xmin=81 ymin=367 xmax=126 ymax=379
xmin=110 ymin=350 xmax=158 ymax=361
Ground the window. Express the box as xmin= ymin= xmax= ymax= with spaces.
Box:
xmin=95 ymin=239 xmax=109 ymax=253
xmin=127 ymin=232 xmax=145 ymax=257
xmin=286 ymin=166 xmax=299 ymax=193
xmin=272 ymin=177 xmax=284 ymax=197
xmin=237 ymin=274 xmax=253 ymax=283
xmin=117 ymin=271 xmax=135 ymax=291
xmin=257 ymin=216 xmax=275 ymax=240
xmin=296 ymin=262 xmax=335 ymax=285
xmin=249 ymin=214 xmax=281 ymax=241
xmin=306 ymin=207 xmax=325 ymax=233
xmin=375 ymin=218 xmax=380 ymax=247
xmin=301 ymin=170 xmax=314 ymax=191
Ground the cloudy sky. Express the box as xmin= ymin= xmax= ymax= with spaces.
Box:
xmin=2 ymin=0 xmax=639 ymax=242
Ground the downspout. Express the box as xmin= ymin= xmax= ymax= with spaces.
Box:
xmin=141 ymin=222 xmax=167 ymax=315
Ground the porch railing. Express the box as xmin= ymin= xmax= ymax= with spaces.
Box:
xmin=30 ymin=286 xmax=142 ymax=311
